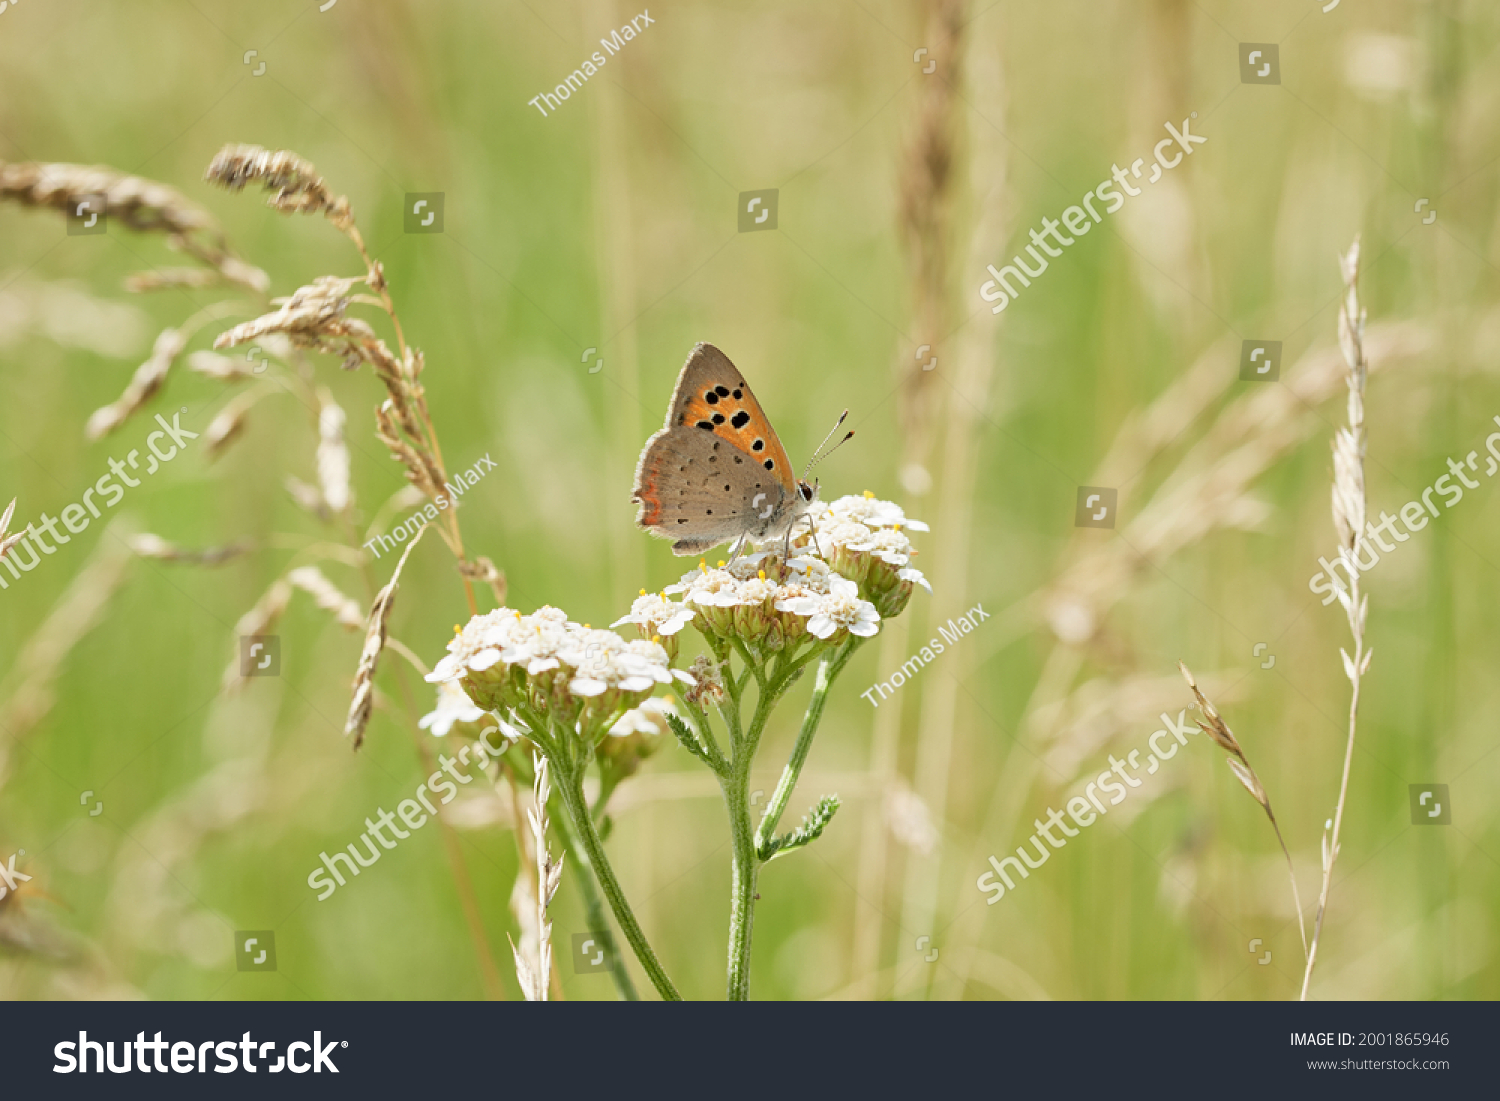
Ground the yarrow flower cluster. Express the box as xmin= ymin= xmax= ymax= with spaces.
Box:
xmin=800 ymin=493 xmax=931 ymax=618
xmin=427 ymin=494 xmax=928 ymax=745
xmin=425 ymin=606 xmax=692 ymax=741
xmin=655 ymin=553 xmax=875 ymax=650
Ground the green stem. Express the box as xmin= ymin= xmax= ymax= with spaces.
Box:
xmin=552 ymin=757 xmax=682 ymax=1000
xmin=722 ymin=764 xmax=759 ymax=1001
xmin=548 ymin=797 xmax=639 ymax=1001
xmin=755 ymin=639 xmax=860 ymax=853
xmin=723 ymin=681 xmax=773 ymax=999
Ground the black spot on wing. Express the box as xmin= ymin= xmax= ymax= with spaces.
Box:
xmin=715 ymin=385 xmax=731 ymax=397
xmin=763 ymin=459 xmax=774 ymax=470
xmin=712 ymin=413 xmax=725 ymax=424
xmin=704 ymin=391 xmax=719 ymax=405
xmin=696 ymin=420 xmax=714 ymax=430
xmin=731 ymin=410 xmax=750 ymax=429
xmin=752 ymin=439 xmax=764 ymax=452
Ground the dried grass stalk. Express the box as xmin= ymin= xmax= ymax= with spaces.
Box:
xmin=285 ymin=476 xmax=332 ymax=522
xmin=84 ymin=328 xmax=187 ymax=440
xmin=126 ymin=533 xmax=251 ymax=567
xmin=1043 ymin=319 xmax=1432 ymax=648
xmin=213 ymin=276 xmax=374 ymax=354
xmin=125 ymin=268 xmax=221 ymax=294
xmin=1301 ymin=238 xmax=1373 ymax=1001
xmin=185 ymin=350 xmax=254 ymax=382
xmin=510 ymin=752 xmax=562 ymax=1002
xmin=457 ymin=555 xmax=506 ymax=606
xmin=203 ymin=387 xmax=268 ymax=458
xmin=221 ymin=579 xmax=293 ymax=695
xmin=203 ymin=142 xmax=481 ymax=613
xmin=0 ymin=161 xmax=267 ymax=291
xmin=315 ymin=390 xmax=352 ymax=513
xmin=125 ymin=264 xmax=272 ymax=294
xmin=286 ymin=566 xmax=363 ymax=630
xmin=1179 ymin=661 xmax=1307 ymax=961
xmin=0 ymin=161 xmax=217 ymax=241
xmin=344 ymin=524 xmax=427 ymax=748
xmin=204 ymin=144 xmax=353 ymax=230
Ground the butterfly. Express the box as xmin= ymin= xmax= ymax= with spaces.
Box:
xmin=632 ymin=342 xmax=850 ymax=558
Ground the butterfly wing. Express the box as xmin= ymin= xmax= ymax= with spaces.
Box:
xmin=662 ymin=343 xmax=798 ymax=492
xmin=632 ymin=425 xmax=796 ymax=556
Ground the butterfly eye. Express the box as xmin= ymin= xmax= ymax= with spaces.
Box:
xmin=798 ymin=482 xmax=814 ymax=502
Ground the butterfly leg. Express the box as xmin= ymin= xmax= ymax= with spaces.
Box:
xmin=726 ymin=533 xmax=749 ymax=568
xmin=807 ymin=514 xmax=825 ymax=560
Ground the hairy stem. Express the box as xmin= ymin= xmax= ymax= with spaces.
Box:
xmin=551 ymin=755 xmax=681 ymax=1000
xmin=549 ymin=792 xmax=639 ymax=1001
xmin=755 ymin=639 xmax=859 ymax=853
xmin=721 ymin=640 xmax=843 ymax=999
xmin=722 ymin=763 xmax=760 ymax=1001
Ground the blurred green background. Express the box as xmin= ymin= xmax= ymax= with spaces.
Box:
xmin=2 ymin=0 xmax=1498 ymax=1000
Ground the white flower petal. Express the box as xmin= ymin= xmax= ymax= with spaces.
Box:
xmin=568 ymin=677 xmax=608 ymax=697
xmin=424 ymin=654 xmax=462 ymax=683
xmin=467 ymin=647 xmax=504 ymax=672
xmin=898 ymin=567 xmax=932 ymax=592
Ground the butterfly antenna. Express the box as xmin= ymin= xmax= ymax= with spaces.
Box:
xmin=804 ymin=410 xmax=854 ymax=479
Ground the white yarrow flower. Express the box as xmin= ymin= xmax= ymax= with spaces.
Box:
xmin=419 ymin=680 xmax=487 ymax=736
xmin=825 ymin=493 xmax=929 ymax=532
xmin=845 ymin=526 xmax=914 ymax=567
xmin=806 ymin=577 xmax=881 ymax=639
xmin=611 ymin=591 xmax=696 ymax=636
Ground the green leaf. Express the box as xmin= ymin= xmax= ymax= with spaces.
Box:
xmin=666 ymin=710 xmax=709 ymax=764
xmin=759 ymin=795 xmax=840 ymax=861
